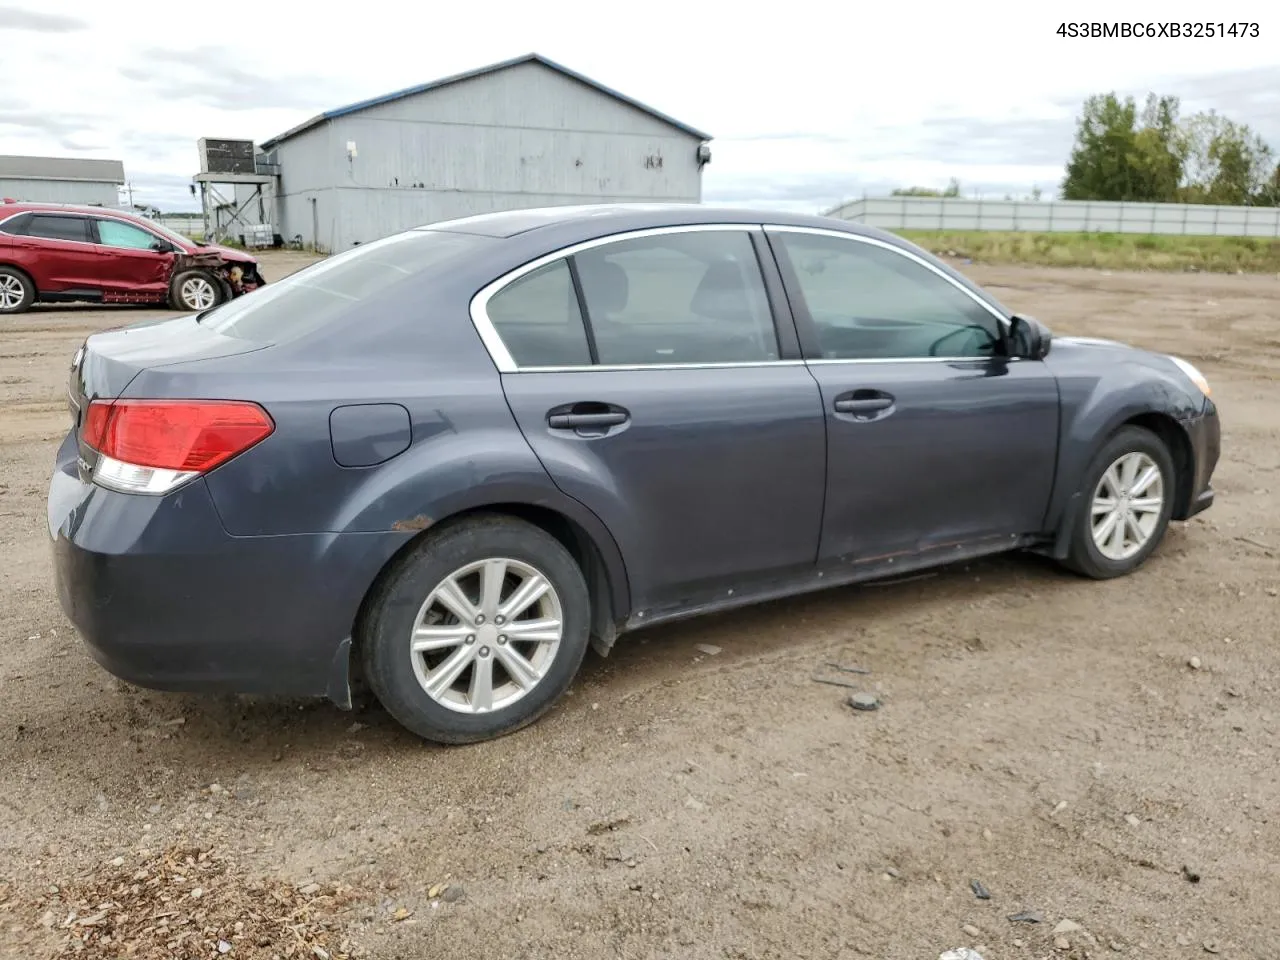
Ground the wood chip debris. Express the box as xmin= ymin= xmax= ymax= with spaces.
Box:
xmin=24 ymin=843 xmax=363 ymax=959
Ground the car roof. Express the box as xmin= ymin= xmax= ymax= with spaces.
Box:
xmin=0 ymin=200 xmax=144 ymax=220
xmin=418 ymin=202 xmax=897 ymax=243
xmin=410 ymin=202 xmax=1010 ymax=321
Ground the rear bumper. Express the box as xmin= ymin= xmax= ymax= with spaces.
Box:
xmin=48 ymin=435 xmax=404 ymax=703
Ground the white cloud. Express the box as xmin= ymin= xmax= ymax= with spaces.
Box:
xmin=2 ymin=0 xmax=1277 ymax=212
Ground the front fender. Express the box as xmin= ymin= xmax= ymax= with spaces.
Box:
xmin=1042 ymin=340 xmax=1205 ymax=544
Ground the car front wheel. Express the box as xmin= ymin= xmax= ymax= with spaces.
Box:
xmin=170 ymin=269 xmax=223 ymax=312
xmin=1063 ymin=425 xmax=1175 ymax=579
xmin=360 ymin=515 xmax=591 ymax=744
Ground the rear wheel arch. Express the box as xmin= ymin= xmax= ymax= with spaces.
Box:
xmin=0 ymin=263 xmax=37 ymax=313
xmin=351 ymin=502 xmax=630 ymax=665
xmin=0 ymin=262 xmax=36 ymax=289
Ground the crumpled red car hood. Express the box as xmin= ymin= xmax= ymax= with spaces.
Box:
xmin=195 ymin=244 xmax=258 ymax=264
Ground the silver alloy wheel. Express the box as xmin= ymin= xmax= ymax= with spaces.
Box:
xmin=1090 ymin=451 xmax=1165 ymax=561
xmin=409 ymin=557 xmax=564 ymax=714
xmin=179 ymin=275 xmax=216 ymax=310
xmin=0 ymin=275 xmax=24 ymax=309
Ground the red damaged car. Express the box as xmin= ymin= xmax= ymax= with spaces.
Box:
xmin=0 ymin=200 xmax=265 ymax=315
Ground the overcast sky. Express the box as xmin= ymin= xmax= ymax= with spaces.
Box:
xmin=1 ymin=0 xmax=1277 ymax=212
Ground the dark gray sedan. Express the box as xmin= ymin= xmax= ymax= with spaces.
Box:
xmin=49 ymin=204 xmax=1220 ymax=743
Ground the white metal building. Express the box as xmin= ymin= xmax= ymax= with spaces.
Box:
xmin=257 ymin=53 xmax=712 ymax=252
xmin=0 ymin=155 xmax=125 ymax=206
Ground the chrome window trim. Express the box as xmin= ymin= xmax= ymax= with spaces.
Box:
xmin=468 ymin=221 xmax=1021 ymax=374
xmin=0 ymin=210 xmax=26 ymax=235
xmin=498 ymin=359 xmax=810 ymax=374
xmin=0 ymin=209 xmax=178 ymax=250
xmin=764 ymin=224 xmax=1012 ymax=332
xmin=470 ymin=223 xmax=776 ymax=374
xmin=11 ymin=212 xmax=96 ymax=247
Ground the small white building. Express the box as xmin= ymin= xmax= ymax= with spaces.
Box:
xmin=257 ymin=53 xmax=712 ymax=252
xmin=0 ymin=155 xmax=125 ymax=207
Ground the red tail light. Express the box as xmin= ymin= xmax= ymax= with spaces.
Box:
xmin=84 ymin=399 xmax=273 ymax=475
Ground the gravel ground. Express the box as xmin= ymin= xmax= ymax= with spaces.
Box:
xmin=1 ymin=253 xmax=1277 ymax=960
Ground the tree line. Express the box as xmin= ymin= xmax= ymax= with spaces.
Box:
xmin=1062 ymin=93 xmax=1279 ymax=206
xmin=888 ymin=93 xmax=1280 ymax=207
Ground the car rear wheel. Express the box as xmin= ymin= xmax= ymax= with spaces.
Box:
xmin=360 ymin=514 xmax=591 ymax=744
xmin=1062 ymin=425 xmax=1175 ymax=579
xmin=170 ymin=270 xmax=223 ymax=312
xmin=0 ymin=267 xmax=35 ymax=315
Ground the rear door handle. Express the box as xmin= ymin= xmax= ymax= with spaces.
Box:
xmin=834 ymin=397 xmax=893 ymax=414
xmin=548 ymin=411 xmax=628 ymax=429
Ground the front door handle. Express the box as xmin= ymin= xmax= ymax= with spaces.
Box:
xmin=834 ymin=397 xmax=893 ymax=414
xmin=548 ymin=411 xmax=628 ymax=429
xmin=833 ymin=389 xmax=896 ymax=421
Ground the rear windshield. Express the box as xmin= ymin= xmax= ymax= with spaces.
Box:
xmin=198 ymin=229 xmax=493 ymax=341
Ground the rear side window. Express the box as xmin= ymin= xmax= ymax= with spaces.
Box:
xmin=199 ymin=229 xmax=492 ymax=342
xmin=0 ymin=213 xmax=32 ymax=235
xmin=27 ymin=215 xmax=91 ymax=243
xmin=486 ymin=260 xmax=592 ymax=367
xmin=573 ymin=231 xmax=778 ymax=366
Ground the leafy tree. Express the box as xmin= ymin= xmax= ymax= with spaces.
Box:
xmin=1255 ymin=164 xmax=1280 ymax=207
xmin=1134 ymin=94 xmax=1185 ymax=200
xmin=891 ymin=178 xmax=961 ymax=198
xmin=1061 ymin=91 xmax=1277 ymax=205
xmin=1061 ymin=93 xmax=1183 ymax=201
xmin=891 ymin=187 xmax=941 ymax=196
xmin=1179 ymin=111 xmax=1276 ymax=204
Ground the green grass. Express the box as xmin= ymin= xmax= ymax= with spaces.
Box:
xmin=896 ymin=230 xmax=1280 ymax=273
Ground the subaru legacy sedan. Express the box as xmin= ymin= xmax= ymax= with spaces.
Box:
xmin=49 ymin=204 xmax=1220 ymax=744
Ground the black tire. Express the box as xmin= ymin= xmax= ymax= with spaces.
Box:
xmin=1061 ymin=425 xmax=1176 ymax=580
xmin=169 ymin=269 xmax=223 ymax=312
xmin=360 ymin=514 xmax=591 ymax=744
xmin=0 ymin=266 xmax=35 ymax=315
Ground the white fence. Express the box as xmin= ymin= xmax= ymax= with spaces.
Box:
xmin=154 ymin=214 xmax=204 ymax=239
xmin=828 ymin=197 xmax=1280 ymax=238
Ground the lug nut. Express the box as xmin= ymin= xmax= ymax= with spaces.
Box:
xmin=498 ymin=635 xmax=507 ymax=645
xmin=465 ymin=635 xmax=475 ymax=644
xmin=475 ymin=614 xmax=485 ymax=625
xmin=478 ymin=646 xmax=490 ymax=658
xmin=494 ymin=615 xmax=505 ymax=625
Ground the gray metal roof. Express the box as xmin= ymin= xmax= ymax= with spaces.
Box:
xmin=261 ymin=53 xmax=711 ymax=150
xmin=0 ymin=155 xmax=125 ymax=183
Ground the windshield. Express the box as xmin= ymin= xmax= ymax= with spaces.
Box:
xmin=197 ymin=228 xmax=493 ymax=341
xmin=137 ymin=217 xmax=201 ymax=248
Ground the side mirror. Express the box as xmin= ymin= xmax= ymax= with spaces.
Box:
xmin=1009 ymin=314 xmax=1052 ymax=360
xmin=150 ymin=240 xmax=172 ymax=253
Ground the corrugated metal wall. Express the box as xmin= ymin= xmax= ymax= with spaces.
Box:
xmin=0 ymin=179 xmax=119 ymax=206
xmin=272 ymin=61 xmax=704 ymax=252
xmin=830 ymin=197 xmax=1280 ymax=238
xmin=272 ymin=123 xmax=339 ymax=249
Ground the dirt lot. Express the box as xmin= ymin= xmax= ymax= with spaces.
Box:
xmin=1 ymin=252 xmax=1277 ymax=960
